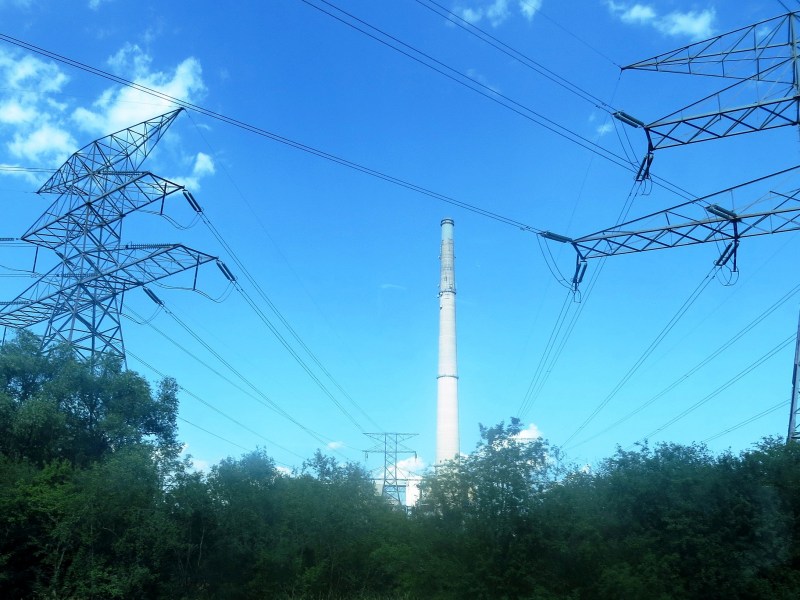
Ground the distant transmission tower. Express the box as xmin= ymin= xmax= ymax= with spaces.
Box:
xmin=616 ymin=11 xmax=800 ymax=179
xmin=364 ymin=432 xmax=417 ymax=507
xmin=0 ymin=109 xmax=217 ymax=362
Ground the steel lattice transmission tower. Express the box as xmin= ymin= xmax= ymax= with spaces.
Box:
xmin=364 ymin=432 xmax=417 ymax=507
xmin=541 ymin=172 xmax=800 ymax=289
xmin=0 ymin=108 xmax=217 ymax=361
xmin=540 ymin=168 xmax=800 ymax=441
xmin=616 ymin=11 xmax=800 ymax=179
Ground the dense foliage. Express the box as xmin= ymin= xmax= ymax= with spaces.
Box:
xmin=1 ymin=332 xmax=799 ymax=598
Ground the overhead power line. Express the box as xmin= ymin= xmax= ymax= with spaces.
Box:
xmin=520 ymin=178 xmax=646 ymax=420
xmin=701 ymin=399 xmax=788 ymax=444
xmin=0 ymin=32 xmax=545 ymax=233
xmin=570 ymin=280 xmax=800 ymax=448
xmin=126 ymin=305 xmax=352 ymax=460
xmin=414 ymin=0 xmax=617 ymax=112
xmin=177 ymin=415 xmax=254 ymax=455
xmin=126 ymin=348 xmax=304 ymax=462
xmin=188 ymin=199 xmax=382 ymax=432
xmin=561 ymin=266 xmax=717 ymax=447
xmin=637 ymin=334 xmax=795 ymax=443
xmin=296 ymin=0 xmax=695 ymax=200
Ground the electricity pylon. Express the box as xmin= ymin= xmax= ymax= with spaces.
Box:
xmin=616 ymin=11 xmax=800 ymax=179
xmin=540 ymin=168 xmax=800 ymax=442
xmin=540 ymin=168 xmax=800 ymax=292
xmin=788 ymin=312 xmax=800 ymax=443
xmin=364 ymin=432 xmax=417 ymax=507
xmin=0 ymin=109 xmax=218 ymax=362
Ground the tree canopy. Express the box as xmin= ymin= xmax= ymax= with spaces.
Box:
xmin=1 ymin=332 xmax=799 ymax=599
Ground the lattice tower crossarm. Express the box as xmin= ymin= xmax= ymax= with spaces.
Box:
xmin=539 ymin=175 xmax=800 ymax=292
xmin=0 ymin=244 xmax=218 ymax=360
xmin=0 ymin=107 xmax=220 ymax=362
xmin=23 ymin=172 xmax=186 ymax=248
xmin=618 ymin=11 xmax=800 ymax=176
xmin=37 ymin=108 xmax=183 ymax=195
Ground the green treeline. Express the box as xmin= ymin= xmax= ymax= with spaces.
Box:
xmin=1 ymin=332 xmax=799 ymax=599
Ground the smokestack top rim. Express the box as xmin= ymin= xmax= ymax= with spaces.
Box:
xmin=440 ymin=218 xmax=454 ymax=226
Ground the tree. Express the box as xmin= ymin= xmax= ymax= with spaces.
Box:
xmin=0 ymin=331 xmax=180 ymax=466
xmin=417 ymin=418 xmax=567 ymax=599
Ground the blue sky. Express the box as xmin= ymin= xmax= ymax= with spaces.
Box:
xmin=1 ymin=0 xmax=798 ymax=476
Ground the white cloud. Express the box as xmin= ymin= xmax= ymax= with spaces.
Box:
xmin=72 ymin=44 xmax=204 ymax=135
xmin=327 ymin=440 xmax=344 ymax=450
xmin=485 ymin=0 xmax=510 ymax=26
xmin=456 ymin=0 xmax=535 ymax=27
xmin=397 ymin=455 xmax=425 ymax=475
xmin=657 ymin=9 xmax=715 ymax=40
xmin=607 ymin=2 xmax=715 ymax=40
xmin=596 ymin=122 xmax=613 ymax=137
xmin=170 ymin=151 xmax=216 ymax=190
xmin=0 ymin=100 xmax=38 ymax=125
xmin=0 ymin=51 xmax=68 ymax=94
xmin=514 ymin=422 xmax=543 ymax=441
xmin=519 ymin=0 xmax=542 ymax=21
xmin=193 ymin=152 xmax=215 ymax=177
xmin=0 ymin=44 xmax=207 ymax=189
xmin=620 ymin=3 xmax=657 ymax=25
xmin=8 ymin=123 xmax=74 ymax=163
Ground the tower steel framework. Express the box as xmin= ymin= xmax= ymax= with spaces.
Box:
xmin=0 ymin=109 xmax=217 ymax=362
xmin=617 ymin=11 xmax=800 ymax=179
xmin=540 ymin=167 xmax=800 ymax=443
xmin=364 ymin=432 xmax=417 ymax=507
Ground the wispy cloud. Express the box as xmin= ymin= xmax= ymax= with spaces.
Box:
xmin=327 ymin=440 xmax=344 ymax=450
xmin=9 ymin=124 xmax=74 ymax=163
xmin=73 ymin=43 xmax=205 ymax=135
xmin=0 ymin=49 xmax=75 ymax=167
xmin=513 ymin=422 xmax=543 ymax=441
xmin=658 ymin=9 xmax=715 ymax=39
xmin=595 ymin=122 xmax=613 ymax=137
xmin=181 ymin=444 xmax=211 ymax=472
xmin=455 ymin=0 xmax=540 ymax=28
xmin=0 ymin=43 xmax=208 ymax=186
xmin=606 ymin=2 xmax=715 ymax=40
xmin=380 ymin=283 xmax=407 ymax=292
xmin=171 ymin=151 xmax=216 ymax=190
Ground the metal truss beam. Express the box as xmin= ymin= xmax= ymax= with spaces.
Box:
xmin=23 ymin=172 xmax=185 ymax=248
xmin=38 ymin=109 xmax=183 ymax=195
xmin=539 ymin=168 xmax=800 ymax=291
xmin=624 ymin=12 xmax=798 ymax=81
xmin=645 ymin=93 xmax=798 ymax=151
xmin=0 ymin=244 xmax=216 ymax=328
xmin=0 ymin=244 xmax=216 ymax=360
xmin=620 ymin=12 xmax=800 ymax=174
xmin=570 ymin=191 xmax=800 ymax=261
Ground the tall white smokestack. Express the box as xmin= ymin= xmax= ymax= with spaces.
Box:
xmin=437 ymin=218 xmax=459 ymax=463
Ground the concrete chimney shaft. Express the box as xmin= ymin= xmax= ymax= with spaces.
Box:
xmin=436 ymin=218 xmax=459 ymax=463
